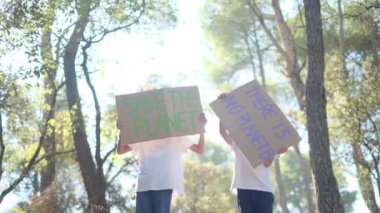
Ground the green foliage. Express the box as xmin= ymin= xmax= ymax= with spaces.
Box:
xmin=0 ymin=72 xmax=19 ymax=111
xmin=321 ymin=3 xmax=380 ymax=211
xmin=172 ymin=159 xmax=235 ymax=213
xmin=9 ymin=206 xmax=27 ymax=213
xmin=172 ymin=141 xmax=236 ymax=212
xmin=272 ymin=151 xmax=310 ymax=212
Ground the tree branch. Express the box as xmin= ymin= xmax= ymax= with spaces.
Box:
xmin=81 ymin=40 xmax=103 ymax=170
xmin=0 ymin=82 xmax=64 ymax=203
xmin=245 ymin=0 xmax=287 ymax=57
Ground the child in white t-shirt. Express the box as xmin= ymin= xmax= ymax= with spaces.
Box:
xmin=217 ymin=93 xmax=287 ymax=213
xmin=116 ymin=112 xmax=207 ymax=213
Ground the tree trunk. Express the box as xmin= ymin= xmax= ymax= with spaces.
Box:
xmin=40 ymin=0 xmax=58 ymax=210
xmin=0 ymin=114 xmax=4 ymax=181
xmin=40 ymin=57 xmax=58 ymax=212
xmin=253 ymin=24 xmax=266 ymax=87
xmin=274 ymin=158 xmax=290 ymax=213
xmin=63 ymin=1 xmax=108 ymax=211
xmin=293 ymin=145 xmax=316 ymax=213
xmin=352 ymin=141 xmax=380 ymax=213
xmin=368 ymin=10 xmax=380 ymax=78
xmin=303 ymin=0 xmax=345 ymax=212
xmin=271 ymin=0 xmax=305 ymax=111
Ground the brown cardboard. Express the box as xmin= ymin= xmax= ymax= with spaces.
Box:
xmin=116 ymin=86 xmax=204 ymax=144
xmin=210 ymin=80 xmax=301 ymax=168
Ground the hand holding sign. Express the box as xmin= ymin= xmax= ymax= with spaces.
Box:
xmin=116 ymin=119 xmax=123 ymax=130
xmin=277 ymin=147 xmax=288 ymax=155
xmin=210 ymin=80 xmax=300 ymax=168
xmin=198 ymin=112 xmax=208 ymax=128
xmin=116 ymin=86 xmax=204 ymax=144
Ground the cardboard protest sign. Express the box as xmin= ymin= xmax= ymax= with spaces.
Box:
xmin=115 ymin=86 xmax=204 ymax=144
xmin=210 ymin=80 xmax=301 ymax=168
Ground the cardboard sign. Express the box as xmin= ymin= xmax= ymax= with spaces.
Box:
xmin=210 ymin=80 xmax=301 ymax=168
xmin=115 ymin=86 xmax=204 ymax=144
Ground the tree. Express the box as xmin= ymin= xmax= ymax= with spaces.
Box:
xmin=303 ymin=0 xmax=345 ymax=212
xmin=62 ymin=0 xmax=177 ymax=208
xmin=0 ymin=70 xmax=62 ymax=205
xmin=39 ymin=0 xmax=61 ymax=210
xmin=1 ymin=0 xmax=177 ymax=211
xmin=321 ymin=2 xmax=380 ymax=211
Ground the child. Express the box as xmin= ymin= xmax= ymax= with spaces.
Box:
xmin=116 ymin=112 xmax=207 ymax=213
xmin=217 ymin=93 xmax=287 ymax=213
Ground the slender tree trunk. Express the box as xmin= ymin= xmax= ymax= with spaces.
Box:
xmin=0 ymin=114 xmax=4 ymax=180
xmin=253 ymin=23 xmax=266 ymax=87
xmin=368 ymin=10 xmax=380 ymax=79
xmin=293 ymin=145 xmax=316 ymax=213
xmin=337 ymin=0 xmax=347 ymax=77
xmin=39 ymin=0 xmax=58 ymax=210
xmin=271 ymin=0 xmax=305 ymax=111
xmin=304 ymin=0 xmax=345 ymax=212
xmin=63 ymin=1 xmax=108 ymax=211
xmin=40 ymin=60 xmax=58 ymax=212
xmin=274 ymin=158 xmax=290 ymax=213
xmin=352 ymin=140 xmax=380 ymax=213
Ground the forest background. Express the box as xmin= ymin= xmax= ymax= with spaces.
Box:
xmin=0 ymin=0 xmax=379 ymax=212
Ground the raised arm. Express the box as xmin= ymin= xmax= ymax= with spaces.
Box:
xmin=190 ymin=112 xmax=207 ymax=154
xmin=217 ymin=93 xmax=233 ymax=145
xmin=219 ymin=121 xmax=233 ymax=145
xmin=116 ymin=119 xmax=132 ymax=155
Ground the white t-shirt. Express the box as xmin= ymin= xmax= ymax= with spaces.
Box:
xmin=129 ymin=136 xmax=194 ymax=196
xmin=230 ymin=142 xmax=273 ymax=195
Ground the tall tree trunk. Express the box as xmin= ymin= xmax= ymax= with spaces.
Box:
xmin=368 ymin=10 xmax=380 ymax=79
xmin=0 ymin=114 xmax=4 ymax=180
xmin=63 ymin=1 xmax=108 ymax=211
xmin=274 ymin=158 xmax=290 ymax=213
xmin=253 ymin=23 xmax=266 ymax=87
xmin=293 ymin=145 xmax=316 ymax=213
xmin=271 ymin=0 xmax=305 ymax=110
xmin=337 ymin=0 xmax=347 ymax=77
xmin=40 ymin=0 xmax=58 ymax=210
xmin=242 ymin=30 xmax=258 ymax=81
xmin=352 ymin=135 xmax=380 ymax=212
xmin=303 ymin=0 xmax=345 ymax=212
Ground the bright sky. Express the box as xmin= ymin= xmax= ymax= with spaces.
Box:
xmin=90 ymin=0 xmax=222 ymax=142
